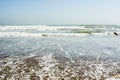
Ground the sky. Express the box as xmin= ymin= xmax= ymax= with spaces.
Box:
xmin=0 ymin=0 xmax=120 ymax=25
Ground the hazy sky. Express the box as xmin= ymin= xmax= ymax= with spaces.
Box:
xmin=0 ymin=0 xmax=120 ymax=25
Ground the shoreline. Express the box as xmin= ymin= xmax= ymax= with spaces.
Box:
xmin=0 ymin=54 xmax=120 ymax=80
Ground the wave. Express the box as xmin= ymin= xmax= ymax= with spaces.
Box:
xmin=0 ymin=25 xmax=85 ymax=30
xmin=0 ymin=25 xmax=120 ymax=37
xmin=0 ymin=32 xmax=115 ymax=37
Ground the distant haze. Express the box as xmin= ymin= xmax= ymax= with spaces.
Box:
xmin=0 ymin=0 xmax=120 ymax=25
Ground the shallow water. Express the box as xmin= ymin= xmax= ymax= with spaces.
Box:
xmin=0 ymin=36 xmax=120 ymax=58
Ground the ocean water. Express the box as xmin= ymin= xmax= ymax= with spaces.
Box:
xmin=0 ymin=25 xmax=120 ymax=57
xmin=0 ymin=36 xmax=120 ymax=58
xmin=0 ymin=25 xmax=120 ymax=80
xmin=0 ymin=25 xmax=120 ymax=37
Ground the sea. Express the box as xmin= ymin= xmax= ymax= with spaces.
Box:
xmin=0 ymin=25 xmax=120 ymax=80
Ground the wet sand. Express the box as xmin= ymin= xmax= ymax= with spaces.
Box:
xmin=0 ymin=54 xmax=120 ymax=80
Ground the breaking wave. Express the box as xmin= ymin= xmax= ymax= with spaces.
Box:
xmin=0 ymin=25 xmax=120 ymax=37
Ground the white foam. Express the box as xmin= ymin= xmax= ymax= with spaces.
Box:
xmin=0 ymin=32 xmax=116 ymax=38
xmin=0 ymin=25 xmax=119 ymax=37
xmin=0 ymin=25 xmax=86 ymax=31
xmin=0 ymin=31 xmax=93 ymax=37
xmin=106 ymin=78 xmax=120 ymax=80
